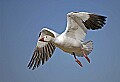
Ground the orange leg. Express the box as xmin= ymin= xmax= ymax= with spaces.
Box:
xmin=81 ymin=48 xmax=90 ymax=63
xmin=73 ymin=52 xmax=83 ymax=67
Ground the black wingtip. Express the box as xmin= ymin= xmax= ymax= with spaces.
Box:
xmin=83 ymin=14 xmax=107 ymax=30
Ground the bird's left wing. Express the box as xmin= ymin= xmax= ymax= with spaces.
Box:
xmin=65 ymin=12 xmax=107 ymax=40
xmin=27 ymin=28 xmax=57 ymax=70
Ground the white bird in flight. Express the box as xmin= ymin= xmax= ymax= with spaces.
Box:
xmin=27 ymin=12 xmax=107 ymax=70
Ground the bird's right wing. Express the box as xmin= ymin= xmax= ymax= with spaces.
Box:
xmin=27 ymin=28 xmax=58 ymax=70
xmin=27 ymin=42 xmax=56 ymax=70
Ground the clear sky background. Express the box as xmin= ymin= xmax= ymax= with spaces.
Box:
xmin=1 ymin=0 xmax=120 ymax=82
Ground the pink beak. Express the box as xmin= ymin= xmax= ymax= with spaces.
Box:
xmin=39 ymin=37 xmax=44 ymax=41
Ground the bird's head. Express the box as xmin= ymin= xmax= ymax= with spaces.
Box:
xmin=39 ymin=35 xmax=53 ymax=42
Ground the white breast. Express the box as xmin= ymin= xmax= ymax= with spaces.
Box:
xmin=53 ymin=34 xmax=82 ymax=53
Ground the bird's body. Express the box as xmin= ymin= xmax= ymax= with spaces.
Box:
xmin=54 ymin=33 xmax=81 ymax=52
xmin=28 ymin=12 xmax=107 ymax=70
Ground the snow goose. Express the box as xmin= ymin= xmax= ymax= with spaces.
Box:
xmin=27 ymin=12 xmax=107 ymax=70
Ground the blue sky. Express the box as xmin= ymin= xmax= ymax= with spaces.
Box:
xmin=1 ymin=0 xmax=120 ymax=82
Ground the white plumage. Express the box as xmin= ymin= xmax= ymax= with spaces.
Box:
xmin=28 ymin=12 xmax=107 ymax=70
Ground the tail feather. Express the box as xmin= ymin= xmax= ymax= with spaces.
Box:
xmin=74 ymin=40 xmax=93 ymax=57
xmin=83 ymin=40 xmax=93 ymax=54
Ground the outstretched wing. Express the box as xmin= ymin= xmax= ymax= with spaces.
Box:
xmin=65 ymin=12 xmax=107 ymax=40
xmin=27 ymin=28 xmax=58 ymax=70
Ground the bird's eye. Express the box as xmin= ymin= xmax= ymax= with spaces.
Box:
xmin=46 ymin=36 xmax=47 ymax=38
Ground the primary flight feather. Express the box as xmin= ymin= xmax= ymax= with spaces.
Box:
xmin=27 ymin=12 xmax=107 ymax=70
